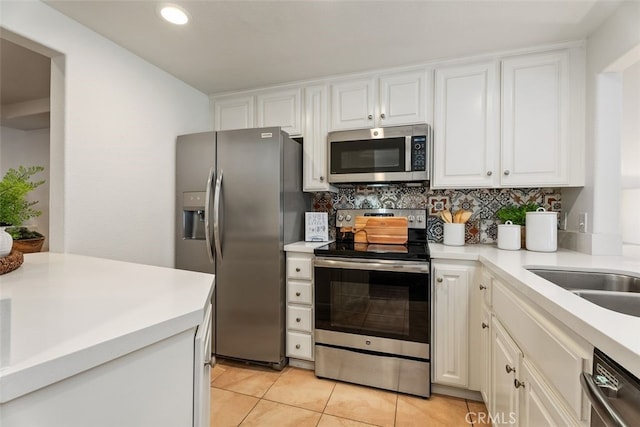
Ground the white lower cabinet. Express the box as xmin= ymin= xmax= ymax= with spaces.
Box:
xmin=492 ymin=317 xmax=522 ymax=426
xmin=432 ymin=260 xmax=481 ymax=391
xmin=285 ymin=251 xmax=315 ymax=365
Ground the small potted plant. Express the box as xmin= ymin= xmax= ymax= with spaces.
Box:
xmin=496 ymin=203 xmax=539 ymax=248
xmin=0 ymin=166 xmax=46 ymax=253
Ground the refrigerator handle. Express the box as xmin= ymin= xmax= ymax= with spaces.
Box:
xmin=213 ymin=169 xmax=223 ymax=260
xmin=203 ymin=167 xmax=215 ymax=264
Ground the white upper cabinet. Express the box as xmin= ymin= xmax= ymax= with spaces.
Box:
xmin=303 ymin=85 xmax=336 ymax=192
xmin=330 ymin=69 xmax=430 ymax=131
xmin=213 ymin=96 xmax=254 ymax=131
xmin=501 ymin=51 xmax=569 ymax=187
xmin=256 ymin=88 xmax=303 ymax=136
xmin=432 ymin=47 xmax=584 ymax=189
xmin=432 ymin=62 xmax=499 ymax=188
xmin=212 ymin=87 xmax=303 ymax=136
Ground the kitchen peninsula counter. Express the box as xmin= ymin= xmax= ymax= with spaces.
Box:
xmin=0 ymin=252 xmax=214 ymax=406
xmin=430 ymin=243 xmax=640 ymax=378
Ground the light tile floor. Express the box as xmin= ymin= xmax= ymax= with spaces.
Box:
xmin=211 ymin=359 xmax=490 ymax=427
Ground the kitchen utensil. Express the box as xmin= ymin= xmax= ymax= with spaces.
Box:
xmin=440 ymin=209 xmax=453 ymax=223
xmin=353 ymin=216 xmax=408 ymax=244
xmin=458 ymin=210 xmax=472 ymax=224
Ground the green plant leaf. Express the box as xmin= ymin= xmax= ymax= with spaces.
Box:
xmin=0 ymin=166 xmax=45 ymax=226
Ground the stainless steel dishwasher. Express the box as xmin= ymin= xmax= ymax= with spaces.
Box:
xmin=581 ymin=348 xmax=640 ymax=427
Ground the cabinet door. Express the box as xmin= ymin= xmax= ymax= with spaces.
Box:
xmin=378 ymin=69 xmax=429 ymax=126
xmin=330 ymin=78 xmax=376 ymax=131
xmin=432 ymin=62 xmax=499 ymax=189
xmin=501 ymin=51 xmax=569 ymax=186
xmin=492 ymin=318 xmax=521 ymax=426
xmin=519 ymin=359 xmax=577 ymax=427
xmin=432 ymin=264 xmax=470 ymax=387
xmin=256 ymin=88 xmax=303 ymax=136
xmin=303 ymin=85 xmax=336 ymax=192
xmin=480 ymin=303 xmax=492 ymax=405
xmin=213 ymin=96 xmax=254 ymax=131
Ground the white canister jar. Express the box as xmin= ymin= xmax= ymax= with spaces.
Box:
xmin=497 ymin=220 xmax=521 ymax=250
xmin=443 ymin=223 xmax=465 ymax=246
xmin=0 ymin=227 xmax=13 ymax=257
xmin=525 ymin=208 xmax=558 ymax=252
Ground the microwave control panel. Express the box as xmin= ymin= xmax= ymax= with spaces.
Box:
xmin=411 ymin=136 xmax=427 ymax=171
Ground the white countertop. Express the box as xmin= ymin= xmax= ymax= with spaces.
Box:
xmin=0 ymin=253 xmax=214 ymax=403
xmin=284 ymin=240 xmax=333 ymax=253
xmin=430 ymin=243 xmax=640 ymax=378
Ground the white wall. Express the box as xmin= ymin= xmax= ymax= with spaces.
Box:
xmin=561 ymin=0 xmax=640 ymax=255
xmin=1 ymin=1 xmax=211 ymax=267
xmin=621 ymin=60 xmax=640 ymax=257
xmin=0 ymin=126 xmax=51 ymax=250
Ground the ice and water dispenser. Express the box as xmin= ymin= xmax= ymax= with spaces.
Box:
xmin=182 ymin=191 xmax=206 ymax=240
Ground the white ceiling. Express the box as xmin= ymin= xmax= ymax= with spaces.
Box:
xmin=41 ymin=0 xmax=624 ymax=95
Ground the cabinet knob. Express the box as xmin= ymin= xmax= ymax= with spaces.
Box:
xmin=504 ymin=170 xmax=510 ymax=176
xmin=295 ymin=344 xmax=301 ymax=349
xmin=482 ymin=322 xmax=489 ymax=329
xmin=296 ymin=267 xmax=301 ymax=272
xmin=295 ymin=291 xmax=301 ymax=297
xmin=514 ymin=378 xmax=525 ymax=389
xmin=436 ymin=277 xmax=443 ymax=283
xmin=365 ymin=340 xmax=371 ymax=345
xmin=505 ymin=364 xmax=516 ymax=374
xmin=368 ymin=114 xmax=373 ymax=120
xmin=296 ymin=317 xmax=301 ymax=323
xmin=479 ymin=284 xmax=487 ymax=290
xmin=319 ymin=176 xmax=324 ymax=182
xmin=380 ymin=113 xmax=386 ymax=119
xmin=487 ymin=171 xmax=493 ymax=176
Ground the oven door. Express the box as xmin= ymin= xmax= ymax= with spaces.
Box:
xmin=314 ymin=257 xmax=430 ymax=349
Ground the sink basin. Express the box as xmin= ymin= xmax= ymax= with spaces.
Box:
xmin=570 ymin=290 xmax=640 ymax=317
xmin=527 ymin=268 xmax=640 ymax=317
xmin=527 ymin=269 xmax=640 ymax=293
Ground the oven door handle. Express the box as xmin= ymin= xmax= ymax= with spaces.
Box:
xmin=580 ymin=372 xmax=630 ymax=427
xmin=315 ymin=257 xmax=429 ymax=273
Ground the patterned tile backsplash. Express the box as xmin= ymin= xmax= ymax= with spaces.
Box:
xmin=312 ymin=185 xmax=561 ymax=244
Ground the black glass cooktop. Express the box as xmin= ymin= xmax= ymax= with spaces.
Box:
xmin=314 ymin=241 xmax=430 ymax=262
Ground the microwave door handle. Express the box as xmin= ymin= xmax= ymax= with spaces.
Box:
xmin=213 ymin=169 xmax=223 ymax=260
xmin=580 ymin=372 xmax=629 ymax=427
xmin=405 ymin=136 xmax=412 ymax=171
xmin=204 ymin=167 xmax=215 ymax=264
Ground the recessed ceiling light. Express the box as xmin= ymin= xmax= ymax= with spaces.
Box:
xmin=159 ymin=4 xmax=189 ymax=25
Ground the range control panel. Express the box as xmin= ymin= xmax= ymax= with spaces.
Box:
xmin=335 ymin=209 xmax=427 ymax=230
xmin=411 ymin=135 xmax=427 ymax=171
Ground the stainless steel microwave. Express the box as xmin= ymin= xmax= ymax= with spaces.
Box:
xmin=327 ymin=124 xmax=431 ymax=184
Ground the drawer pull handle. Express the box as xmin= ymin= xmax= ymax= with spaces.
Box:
xmin=482 ymin=322 xmax=489 ymax=329
xmin=295 ymin=344 xmax=301 ymax=349
xmin=479 ymin=284 xmax=487 ymax=290
xmin=295 ymin=267 xmax=301 ymax=272
xmin=296 ymin=292 xmax=301 ymax=297
xmin=505 ymin=364 xmax=516 ymax=374
xmin=296 ymin=317 xmax=301 ymax=323
xmin=514 ymin=379 xmax=525 ymax=389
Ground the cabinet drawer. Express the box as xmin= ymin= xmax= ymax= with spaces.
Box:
xmin=287 ymin=281 xmax=312 ymax=305
xmin=286 ymin=331 xmax=313 ymax=360
xmin=287 ymin=305 xmax=313 ymax=332
xmin=287 ymin=256 xmax=312 ymax=280
xmin=493 ymin=279 xmax=590 ymax=421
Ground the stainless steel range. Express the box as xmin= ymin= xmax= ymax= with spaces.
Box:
xmin=313 ymin=209 xmax=431 ymax=397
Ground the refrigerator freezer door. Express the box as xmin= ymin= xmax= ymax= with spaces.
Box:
xmin=175 ymin=132 xmax=215 ymax=274
xmin=214 ymin=128 xmax=286 ymax=367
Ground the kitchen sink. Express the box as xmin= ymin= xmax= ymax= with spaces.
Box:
xmin=527 ymin=268 xmax=640 ymax=317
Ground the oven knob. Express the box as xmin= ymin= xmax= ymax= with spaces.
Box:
xmin=337 ymin=214 xmax=344 ymax=222
xmin=417 ymin=216 xmax=424 ymax=223
xmin=408 ymin=215 xmax=415 ymax=222
xmin=345 ymin=215 xmax=352 ymax=222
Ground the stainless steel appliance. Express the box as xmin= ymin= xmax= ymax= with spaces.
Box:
xmin=328 ymin=124 xmax=431 ymax=184
xmin=313 ymin=209 xmax=431 ymax=397
xmin=175 ymin=127 xmax=308 ymax=369
xmin=581 ymin=348 xmax=640 ymax=427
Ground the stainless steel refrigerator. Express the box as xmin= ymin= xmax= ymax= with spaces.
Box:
xmin=175 ymin=127 xmax=308 ymax=369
